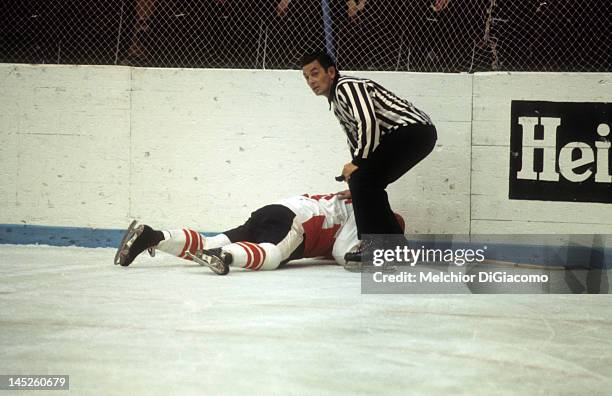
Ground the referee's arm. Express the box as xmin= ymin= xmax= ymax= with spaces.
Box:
xmin=337 ymin=82 xmax=380 ymax=167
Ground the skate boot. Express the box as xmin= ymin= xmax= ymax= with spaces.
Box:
xmin=343 ymin=240 xmax=396 ymax=273
xmin=343 ymin=241 xmax=365 ymax=272
xmin=186 ymin=248 xmax=232 ymax=276
xmin=114 ymin=221 xmax=164 ymax=266
xmin=343 ymin=250 xmax=362 ymax=265
xmin=343 ymin=239 xmax=371 ymax=270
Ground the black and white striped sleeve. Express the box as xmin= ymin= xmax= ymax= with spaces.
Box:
xmin=337 ymin=81 xmax=380 ymax=166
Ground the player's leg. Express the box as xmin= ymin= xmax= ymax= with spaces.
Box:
xmin=115 ymin=205 xmax=303 ymax=272
xmin=115 ymin=222 xmax=165 ymax=266
xmin=137 ymin=214 xmax=261 ymax=261
xmin=214 ymin=241 xmax=283 ymax=271
xmin=203 ymin=205 xmax=305 ymax=271
xmin=116 ymin=221 xmax=232 ymax=264
xmin=115 ymin=226 xmax=196 ymax=263
xmin=220 ymin=225 xmax=303 ymax=271
xmin=115 ymin=223 xmax=231 ymax=274
xmin=155 ymin=228 xmax=216 ymax=258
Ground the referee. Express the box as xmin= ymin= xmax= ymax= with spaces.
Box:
xmin=300 ymin=51 xmax=437 ymax=252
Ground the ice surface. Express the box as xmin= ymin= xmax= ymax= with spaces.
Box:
xmin=1 ymin=245 xmax=611 ymax=395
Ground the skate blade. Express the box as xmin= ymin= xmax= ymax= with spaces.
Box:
xmin=114 ymin=220 xmax=138 ymax=266
xmin=185 ymin=251 xmax=209 ymax=267
xmin=343 ymin=262 xmax=397 ymax=273
xmin=185 ymin=251 xmax=229 ymax=275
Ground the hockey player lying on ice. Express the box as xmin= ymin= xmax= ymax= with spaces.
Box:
xmin=115 ymin=192 xmax=404 ymax=275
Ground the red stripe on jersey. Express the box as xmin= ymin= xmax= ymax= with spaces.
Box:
xmin=180 ymin=229 xmax=191 ymax=259
xmin=237 ymin=242 xmax=253 ymax=269
xmin=306 ymin=193 xmax=335 ymax=201
xmin=302 ymin=215 xmax=341 ymax=258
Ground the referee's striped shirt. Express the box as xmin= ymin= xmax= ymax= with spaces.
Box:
xmin=329 ymin=75 xmax=433 ymax=165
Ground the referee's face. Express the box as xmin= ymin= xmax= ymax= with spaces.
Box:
xmin=302 ymin=60 xmax=336 ymax=98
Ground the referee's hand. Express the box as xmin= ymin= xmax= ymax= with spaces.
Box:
xmin=342 ymin=162 xmax=359 ymax=181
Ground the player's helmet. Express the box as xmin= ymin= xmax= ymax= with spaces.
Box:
xmin=393 ymin=213 xmax=406 ymax=232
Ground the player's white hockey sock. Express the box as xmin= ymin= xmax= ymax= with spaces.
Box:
xmin=156 ymin=229 xmax=204 ymax=260
xmin=204 ymin=233 xmax=231 ymax=249
xmin=222 ymin=242 xmax=282 ymax=270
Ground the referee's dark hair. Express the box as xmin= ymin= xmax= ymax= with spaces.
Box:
xmin=300 ymin=51 xmax=336 ymax=70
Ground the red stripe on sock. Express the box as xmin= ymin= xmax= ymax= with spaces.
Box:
xmin=179 ymin=229 xmax=191 ymax=259
xmin=243 ymin=242 xmax=266 ymax=271
xmin=256 ymin=244 xmax=267 ymax=270
xmin=244 ymin=242 xmax=266 ymax=271
xmin=196 ymin=233 xmax=203 ymax=252
xmin=237 ymin=242 xmax=252 ymax=268
xmin=244 ymin=242 xmax=262 ymax=270
xmin=188 ymin=230 xmax=200 ymax=255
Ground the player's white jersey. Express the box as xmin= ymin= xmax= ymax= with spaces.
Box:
xmin=277 ymin=194 xmax=352 ymax=228
xmin=276 ymin=194 xmax=357 ymax=260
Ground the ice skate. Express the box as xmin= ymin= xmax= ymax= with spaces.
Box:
xmin=343 ymin=259 xmax=397 ymax=273
xmin=343 ymin=241 xmax=396 ymax=273
xmin=343 ymin=240 xmax=369 ymax=270
xmin=114 ymin=221 xmax=163 ymax=266
xmin=186 ymin=248 xmax=232 ymax=276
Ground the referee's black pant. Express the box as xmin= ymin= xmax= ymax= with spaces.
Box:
xmin=348 ymin=123 xmax=437 ymax=238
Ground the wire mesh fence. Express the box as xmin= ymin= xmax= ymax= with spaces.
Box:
xmin=1 ymin=0 xmax=609 ymax=72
